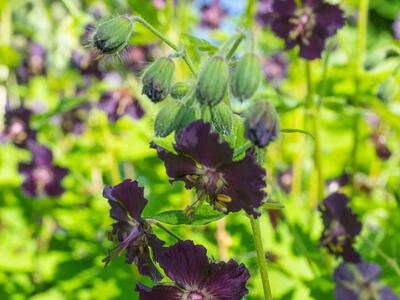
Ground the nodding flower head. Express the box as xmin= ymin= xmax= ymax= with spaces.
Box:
xmin=136 ymin=240 xmax=250 ymax=300
xmin=102 ymin=179 xmax=165 ymax=282
xmin=271 ymin=0 xmax=345 ymax=59
xmin=319 ymin=193 xmax=362 ymax=262
xmin=152 ymin=120 xmax=266 ymax=217
xmin=90 ymin=15 xmax=134 ymax=56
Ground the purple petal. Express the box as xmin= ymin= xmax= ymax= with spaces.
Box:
xmin=136 ymin=283 xmax=180 ymax=300
xmin=272 ymin=0 xmax=297 ymax=16
xmin=315 ymin=3 xmax=345 ymax=37
xmin=174 ymin=121 xmax=234 ymax=168
xmin=30 ymin=144 xmax=53 ymax=166
xmin=271 ymin=17 xmax=295 ymax=39
xmin=204 ymin=260 xmax=250 ymax=300
xmin=108 ymin=179 xmax=148 ymax=221
xmin=157 ymin=240 xmax=209 ymax=287
xmin=298 ymin=32 xmax=326 ymax=59
xmin=103 ymin=186 xmax=129 ymax=221
xmin=133 ymin=244 xmax=163 ymax=282
xmin=379 ymin=287 xmax=399 ymax=300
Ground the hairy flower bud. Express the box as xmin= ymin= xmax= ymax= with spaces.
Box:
xmin=231 ymin=53 xmax=261 ymax=101
xmin=244 ymin=101 xmax=279 ymax=147
xmin=377 ymin=76 xmax=398 ymax=102
xmin=196 ymin=55 xmax=229 ymax=106
xmin=92 ymin=16 xmax=133 ymax=55
xmin=170 ymin=81 xmax=191 ymax=100
xmin=210 ymin=102 xmax=233 ymax=135
xmin=142 ymin=57 xmax=175 ymax=102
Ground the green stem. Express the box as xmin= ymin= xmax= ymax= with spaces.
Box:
xmin=249 ymin=216 xmax=273 ymax=300
xmin=244 ymin=0 xmax=256 ymax=28
xmin=218 ymin=31 xmax=245 ymax=58
xmin=305 ymin=61 xmax=324 ymax=204
xmin=132 ymin=16 xmax=197 ymax=75
xmin=153 ymin=221 xmax=183 ymax=241
xmin=360 ymin=236 xmax=400 ymax=277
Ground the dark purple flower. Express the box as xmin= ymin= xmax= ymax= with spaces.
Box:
xmin=16 ymin=42 xmax=47 ymax=83
xmin=98 ymin=89 xmax=145 ymax=123
xmin=326 ymin=172 xmax=350 ymax=193
xmin=319 ymin=193 xmax=362 ymax=262
xmin=61 ymin=103 xmax=92 ymax=135
xmin=270 ymin=0 xmax=345 ymax=60
xmin=2 ymin=105 xmax=36 ymax=148
xmin=393 ymin=15 xmax=400 ymax=40
xmin=262 ymin=52 xmax=289 ymax=86
xmin=123 ymin=45 xmax=154 ymax=73
xmin=371 ymin=132 xmax=391 ymax=161
xmin=71 ymin=48 xmax=105 ymax=81
xmin=334 ymin=262 xmax=399 ymax=300
xmin=19 ymin=144 xmax=68 ymax=197
xmin=136 ymin=240 xmax=250 ymax=300
xmin=256 ymin=0 xmax=274 ymax=26
xmin=102 ymin=179 xmax=164 ymax=282
xmin=152 ymin=120 xmax=266 ymax=217
xmin=200 ymin=0 xmax=227 ymax=29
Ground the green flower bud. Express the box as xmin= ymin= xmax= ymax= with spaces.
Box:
xmin=377 ymin=76 xmax=398 ymax=102
xmin=170 ymin=82 xmax=192 ymax=100
xmin=196 ymin=55 xmax=229 ymax=106
xmin=210 ymin=102 xmax=233 ymax=135
xmin=142 ymin=57 xmax=175 ymax=103
xmin=92 ymin=16 xmax=133 ymax=55
xmin=244 ymin=101 xmax=279 ymax=148
xmin=154 ymin=100 xmax=185 ymax=137
xmin=230 ymin=53 xmax=261 ymax=101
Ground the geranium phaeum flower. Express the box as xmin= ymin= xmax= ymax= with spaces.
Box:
xmin=123 ymin=45 xmax=154 ymax=73
xmin=200 ymin=0 xmax=227 ymax=29
xmin=393 ymin=15 xmax=400 ymax=40
xmin=16 ymin=42 xmax=47 ymax=83
xmin=2 ymin=105 xmax=36 ymax=148
xmin=262 ymin=52 xmax=289 ymax=86
xmin=271 ymin=0 xmax=345 ymax=59
xmin=256 ymin=0 xmax=274 ymax=26
xmin=61 ymin=103 xmax=92 ymax=135
xmin=102 ymin=179 xmax=165 ymax=282
xmin=98 ymin=89 xmax=145 ymax=123
xmin=334 ymin=262 xmax=399 ymax=300
xmin=136 ymin=240 xmax=250 ymax=300
xmin=319 ymin=192 xmax=362 ymax=262
xmin=71 ymin=48 xmax=105 ymax=81
xmin=19 ymin=144 xmax=68 ymax=197
xmin=152 ymin=120 xmax=266 ymax=217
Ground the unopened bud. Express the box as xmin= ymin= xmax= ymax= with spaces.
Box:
xmin=170 ymin=81 xmax=192 ymax=100
xmin=210 ymin=102 xmax=233 ymax=135
xmin=154 ymin=100 xmax=185 ymax=137
xmin=230 ymin=53 xmax=261 ymax=101
xmin=92 ymin=16 xmax=133 ymax=55
xmin=244 ymin=101 xmax=279 ymax=147
xmin=196 ymin=56 xmax=229 ymax=106
xmin=377 ymin=76 xmax=398 ymax=102
xmin=142 ymin=57 xmax=175 ymax=102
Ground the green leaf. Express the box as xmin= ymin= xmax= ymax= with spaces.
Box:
xmin=281 ymin=128 xmax=315 ymax=139
xmin=146 ymin=204 xmax=224 ymax=225
xmin=187 ymin=36 xmax=218 ymax=54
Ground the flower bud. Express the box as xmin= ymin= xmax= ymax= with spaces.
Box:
xmin=170 ymin=81 xmax=192 ymax=100
xmin=210 ymin=102 xmax=233 ymax=135
xmin=244 ymin=101 xmax=279 ymax=147
xmin=92 ymin=16 xmax=133 ymax=55
xmin=230 ymin=53 xmax=261 ymax=101
xmin=377 ymin=76 xmax=398 ymax=102
xmin=196 ymin=55 xmax=229 ymax=106
xmin=142 ymin=57 xmax=175 ymax=102
xmin=154 ymin=100 xmax=185 ymax=137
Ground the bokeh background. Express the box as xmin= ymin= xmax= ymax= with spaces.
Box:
xmin=0 ymin=0 xmax=399 ymax=299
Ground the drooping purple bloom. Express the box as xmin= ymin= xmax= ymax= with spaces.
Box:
xmin=16 ymin=42 xmax=47 ymax=83
xmin=334 ymin=262 xmax=399 ymax=300
xmin=98 ymin=89 xmax=145 ymax=123
xmin=152 ymin=120 xmax=266 ymax=217
xmin=2 ymin=105 xmax=37 ymax=148
xmin=270 ymin=0 xmax=345 ymax=60
xmin=319 ymin=193 xmax=362 ymax=262
xmin=200 ymin=0 xmax=227 ymax=29
xmin=262 ymin=52 xmax=289 ymax=86
xmin=136 ymin=240 xmax=250 ymax=300
xmin=256 ymin=0 xmax=274 ymax=26
xmin=61 ymin=103 xmax=92 ymax=135
xmin=393 ymin=15 xmax=400 ymax=40
xmin=19 ymin=144 xmax=68 ymax=197
xmin=102 ymin=179 xmax=164 ymax=282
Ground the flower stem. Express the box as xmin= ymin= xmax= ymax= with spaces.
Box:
xmin=132 ymin=16 xmax=197 ymax=76
xmin=153 ymin=221 xmax=182 ymax=241
xmin=305 ymin=61 xmax=324 ymax=205
xmin=249 ymin=216 xmax=273 ymax=300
